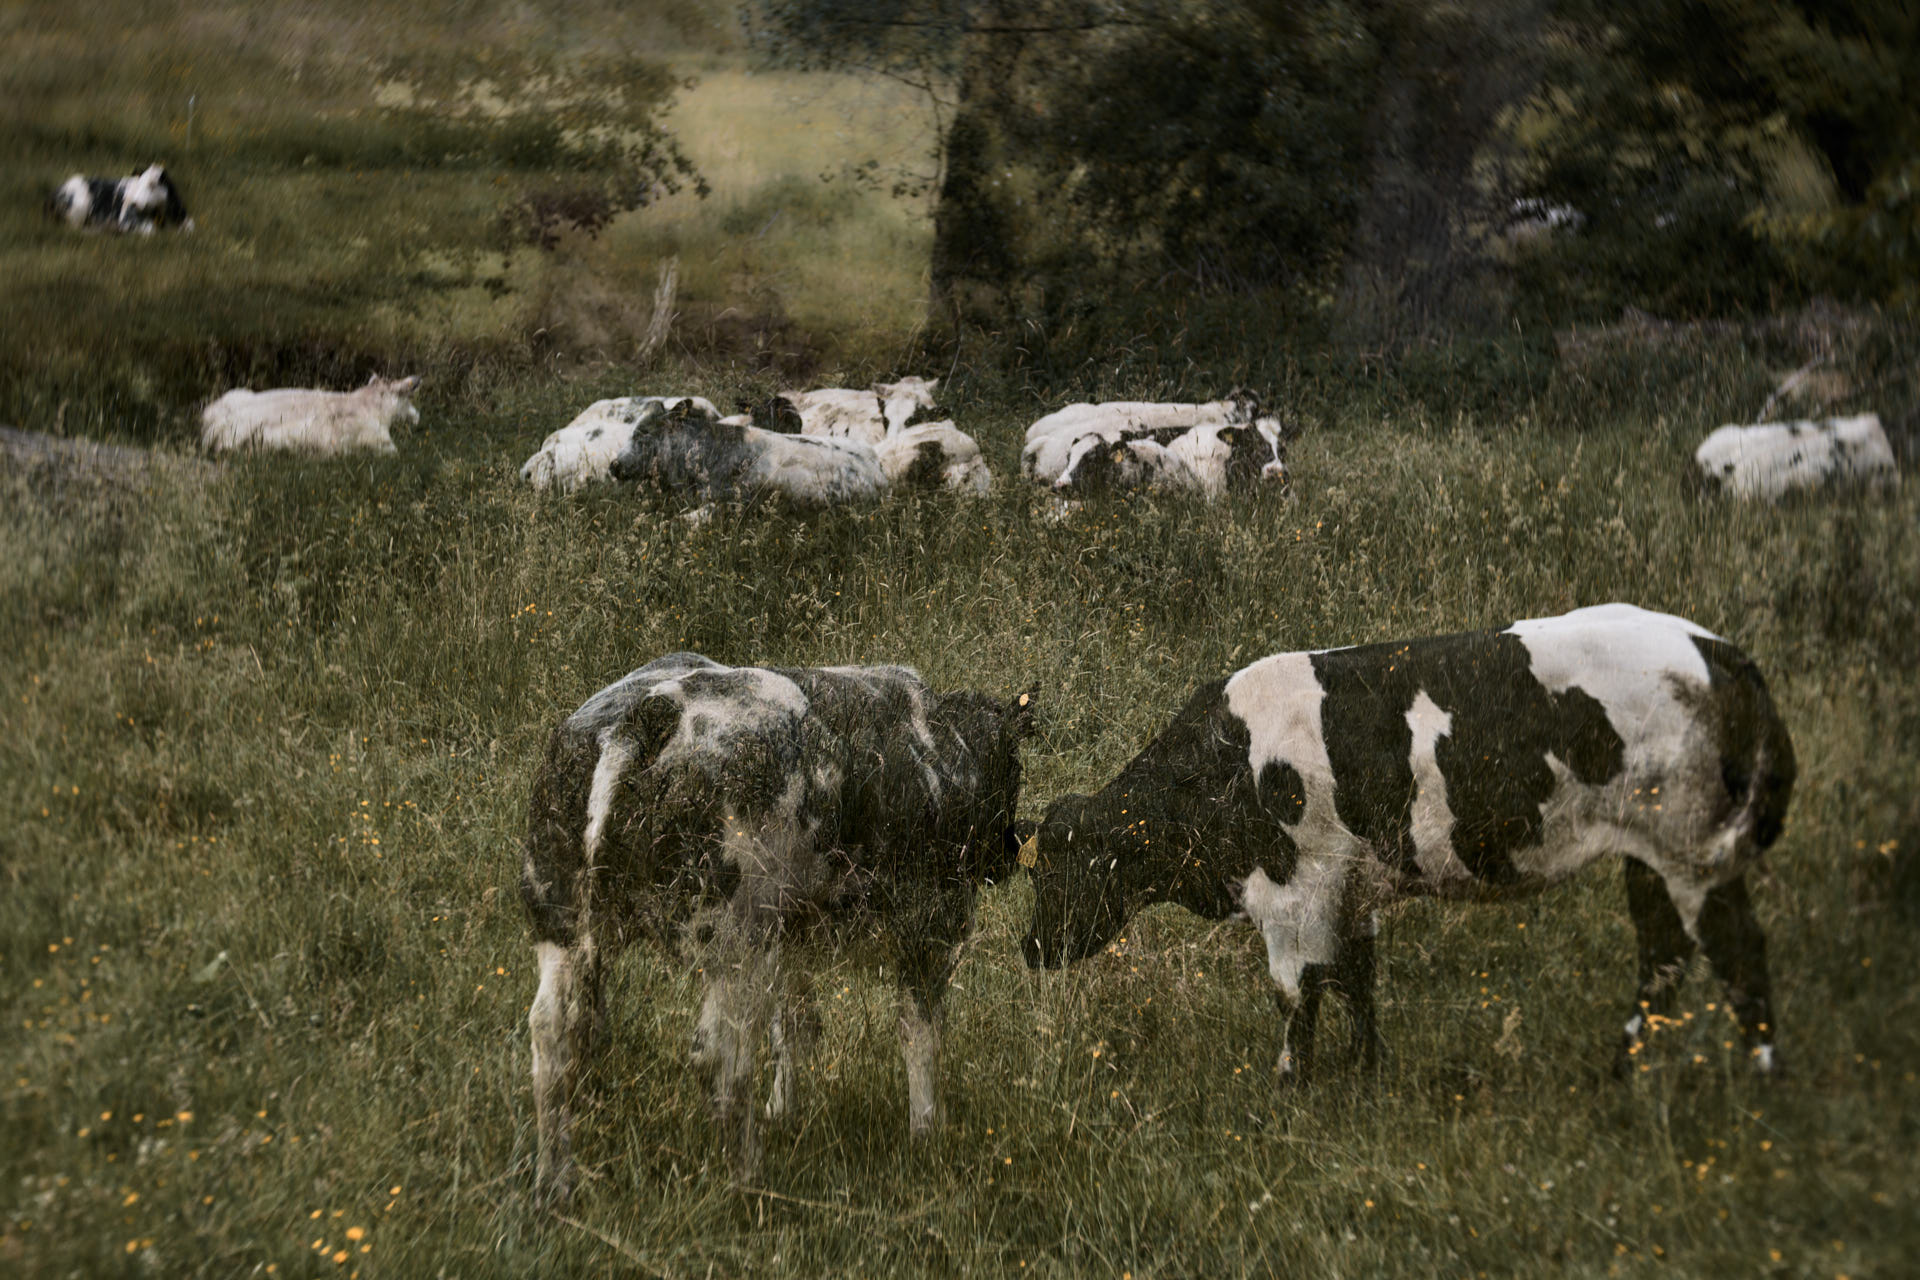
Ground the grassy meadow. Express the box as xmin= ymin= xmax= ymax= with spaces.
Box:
xmin=5 ymin=4 xmax=1920 ymax=1278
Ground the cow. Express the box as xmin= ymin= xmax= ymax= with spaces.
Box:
xmin=200 ymin=376 xmax=420 ymax=455
xmin=519 ymin=396 xmax=723 ymax=492
xmin=49 ymin=164 xmax=194 ymax=234
xmin=1693 ymin=414 xmax=1899 ymax=500
xmin=1021 ymin=604 xmax=1794 ymax=1088
xmin=1052 ymin=419 xmax=1291 ymax=499
xmin=775 ymin=376 xmax=942 ymax=447
xmin=1022 ymin=392 xmax=1261 ymax=484
xmin=597 ymin=399 xmax=888 ymax=509
xmin=521 ymin=653 xmax=1037 ymax=1205
xmin=873 ymin=420 xmax=993 ymax=495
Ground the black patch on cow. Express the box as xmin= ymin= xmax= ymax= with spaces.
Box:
xmin=741 ymin=396 xmax=803 ymax=434
xmin=901 ymin=402 xmax=944 ymax=429
xmin=1687 ymin=635 xmax=1796 ymax=851
xmin=899 ymin=440 xmax=948 ymax=489
xmin=1309 ymin=628 xmax=1627 ymax=883
xmin=1218 ymin=426 xmax=1277 ymax=492
xmin=1257 ymin=759 xmax=1307 ymax=825
xmin=1075 ymin=678 xmax=1298 ymax=919
xmin=587 ymin=427 xmax=604 ymax=440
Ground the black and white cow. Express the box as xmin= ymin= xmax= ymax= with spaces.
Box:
xmin=521 ymin=653 xmax=1036 ymax=1204
xmin=1693 ymin=414 xmax=1899 ymax=500
xmin=522 ymin=397 xmax=887 ymax=507
xmin=1022 ymin=605 xmax=1794 ymax=1085
xmin=49 ymin=164 xmax=193 ymax=234
xmin=768 ymin=376 xmax=942 ymax=447
xmin=874 ymin=420 xmax=994 ymax=495
xmin=1052 ymin=419 xmax=1291 ymax=499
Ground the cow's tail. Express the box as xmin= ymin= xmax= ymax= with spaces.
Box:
xmin=1696 ymin=639 xmax=1796 ymax=870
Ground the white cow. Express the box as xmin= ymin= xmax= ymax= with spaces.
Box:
xmin=200 ymin=376 xmax=420 ymax=455
xmin=520 ymin=396 xmax=722 ymax=493
xmin=1694 ymin=414 xmax=1899 ymax=500
xmin=873 ymin=420 xmax=993 ymax=495
xmin=1022 ymin=393 xmax=1262 ymax=484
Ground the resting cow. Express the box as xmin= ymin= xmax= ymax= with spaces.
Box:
xmin=521 ymin=653 xmax=1037 ymax=1204
xmin=873 ymin=420 xmax=993 ymax=495
xmin=519 ymin=396 xmax=722 ymax=492
xmin=1693 ymin=414 xmax=1899 ymax=500
xmin=776 ymin=376 xmax=942 ymax=446
xmin=1052 ymin=420 xmax=1290 ymax=499
xmin=200 ymin=376 xmax=419 ymax=455
xmin=1022 ymin=604 xmax=1794 ymax=1085
xmin=49 ymin=163 xmax=194 ymax=234
xmin=1022 ymin=393 xmax=1261 ymax=485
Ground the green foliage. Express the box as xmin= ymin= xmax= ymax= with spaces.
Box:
xmin=1523 ymin=0 xmax=1920 ymax=315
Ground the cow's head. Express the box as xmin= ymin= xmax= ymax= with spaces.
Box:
xmin=372 ymin=374 xmax=422 ymax=427
xmin=1021 ymin=793 xmax=1128 ymax=969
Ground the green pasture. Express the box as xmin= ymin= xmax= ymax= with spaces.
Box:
xmin=3 ymin=3 xmax=1918 ymax=1277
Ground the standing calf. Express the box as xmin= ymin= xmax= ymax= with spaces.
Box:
xmin=521 ymin=654 xmax=1036 ymax=1205
xmin=1023 ymin=605 xmax=1794 ymax=1083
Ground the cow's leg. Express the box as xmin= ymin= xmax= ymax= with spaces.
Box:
xmin=1616 ymin=858 xmax=1697 ymax=1076
xmin=530 ymin=939 xmax=598 ymax=1208
xmin=1332 ymin=916 xmax=1382 ymax=1072
xmin=692 ymin=949 xmax=776 ymax=1176
xmin=1693 ymin=876 xmax=1781 ymax=1075
xmin=896 ymin=940 xmax=957 ymax=1134
xmin=767 ymin=971 xmax=820 ymax=1121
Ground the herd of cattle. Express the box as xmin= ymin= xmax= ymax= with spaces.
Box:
xmin=47 ymin=164 xmax=1888 ymax=1208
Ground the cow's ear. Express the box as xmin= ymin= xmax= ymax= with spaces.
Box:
xmin=1009 ymin=685 xmax=1039 ymax=737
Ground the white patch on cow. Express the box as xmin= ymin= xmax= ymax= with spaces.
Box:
xmin=583 ymin=738 xmax=635 ymax=859
xmin=54 ymin=176 xmax=91 ymax=225
xmin=741 ymin=430 xmax=888 ymax=506
xmin=782 ymin=388 xmax=890 ymax=446
xmin=1694 ymin=414 xmax=1899 ymax=500
xmin=200 ymin=377 xmax=419 ymax=455
xmin=528 ymin=940 xmax=576 ymax=1196
xmin=1404 ymin=690 xmax=1468 ymax=883
xmin=1240 ymin=861 xmax=1343 ymax=1075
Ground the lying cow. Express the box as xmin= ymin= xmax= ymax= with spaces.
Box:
xmin=521 ymin=653 xmax=1036 ymax=1204
xmin=1693 ymin=414 xmax=1899 ymax=500
xmin=600 ymin=399 xmax=887 ymax=509
xmin=776 ymin=376 xmax=942 ymax=446
xmin=1022 ymin=392 xmax=1260 ymax=484
xmin=1053 ymin=419 xmax=1290 ymax=499
xmin=200 ymin=376 xmax=420 ymax=454
xmin=873 ymin=420 xmax=993 ymax=495
xmin=519 ymin=396 xmax=723 ymax=492
xmin=1022 ymin=604 xmax=1794 ymax=1085
xmin=49 ymin=164 xmax=194 ymax=234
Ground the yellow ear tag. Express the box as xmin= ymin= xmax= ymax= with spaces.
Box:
xmin=1018 ymin=835 xmax=1039 ymax=869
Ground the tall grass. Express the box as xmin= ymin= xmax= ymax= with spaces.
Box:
xmin=4 ymin=3 xmax=1918 ymax=1276
xmin=4 ymin=334 xmax=1917 ymax=1274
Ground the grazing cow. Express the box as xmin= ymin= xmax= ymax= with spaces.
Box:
xmin=50 ymin=164 xmax=194 ymax=234
xmin=1052 ymin=419 xmax=1291 ymax=499
xmin=521 ymin=653 xmax=1037 ymax=1204
xmin=200 ymin=376 xmax=420 ymax=455
xmin=1022 ymin=605 xmax=1794 ymax=1086
xmin=596 ymin=399 xmax=887 ymax=509
xmin=1693 ymin=414 xmax=1899 ymax=500
xmin=519 ymin=396 xmax=723 ymax=492
xmin=873 ymin=420 xmax=993 ymax=495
